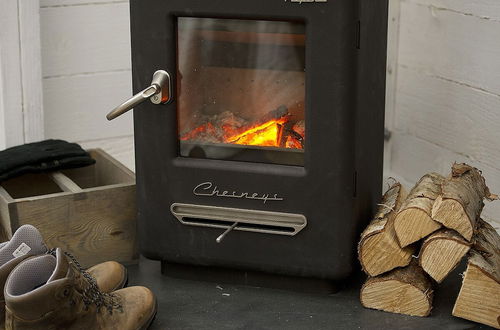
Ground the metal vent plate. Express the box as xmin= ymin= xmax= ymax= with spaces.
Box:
xmin=171 ymin=203 xmax=307 ymax=236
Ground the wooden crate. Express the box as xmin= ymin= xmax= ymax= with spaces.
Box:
xmin=0 ymin=149 xmax=138 ymax=268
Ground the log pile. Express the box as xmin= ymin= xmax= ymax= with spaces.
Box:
xmin=359 ymin=163 xmax=500 ymax=329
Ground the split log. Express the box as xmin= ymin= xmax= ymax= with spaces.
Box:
xmin=360 ymin=261 xmax=434 ymax=317
xmin=452 ymin=219 xmax=500 ymax=329
xmin=358 ymin=182 xmax=415 ymax=276
xmin=432 ymin=163 xmax=498 ymax=241
xmin=394 ymin=173 xmax=445 ymax=247
xmin=419 ymin=229 xmax=471 ymax=283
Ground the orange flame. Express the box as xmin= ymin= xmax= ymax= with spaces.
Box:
xmin=226 ymin=118 xmax=287 ymax=147
xmin=181 ymin=117 xmax=303 ymax=149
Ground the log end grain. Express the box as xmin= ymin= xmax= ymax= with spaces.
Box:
xmin=393 ymin=173 xmax=444 ymax=248
xmin=419 ymin=229 xmax=470 ymax=283
xmin=358 ymin=183 xmax=414 ymax=276
xmin=361 ymin=280 xmax=432 ymax=317
xmin=360 ymin=262 xmax=433 ymax=317
xmin=360 ymin=233 xmax=414 ymax=277
xmin=394 ymin=207 xmax=442 ymax=247
xmin=452 ymin=219 xmax=500 ymax=329
xmin=452 ymin=264 xmax=500 ymax=329
xmin=432 ymin=196 xmax=474 ymax=241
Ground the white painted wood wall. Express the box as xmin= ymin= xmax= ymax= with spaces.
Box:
xmin=1 ymin=0 xmax=499 ymax=230
xmin=0 ymin=0 xmax=45 ymax=149
xmin=40 ymin=0 xmax=135 ymax=169
xmin=386 ymin=0 xmax=500 ymax=230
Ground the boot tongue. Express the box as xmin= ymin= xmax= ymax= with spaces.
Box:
xmin=47 ymin=248 xmax=70 ymax=282
xmin=0 ymin=224 xmax=47 ymax=267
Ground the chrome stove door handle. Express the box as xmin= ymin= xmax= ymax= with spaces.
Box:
xmin=106 ymin=70 xmax=172 ymax=121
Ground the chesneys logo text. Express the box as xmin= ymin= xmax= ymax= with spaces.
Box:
xmin=193 ymin=182 xmax=284 ymax=204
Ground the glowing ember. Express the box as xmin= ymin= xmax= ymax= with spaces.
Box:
xmin=180 ymin=108 xmax=304 ymax=149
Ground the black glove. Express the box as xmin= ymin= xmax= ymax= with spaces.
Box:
xmin=0 ymin=139 xmax=95 ymax=182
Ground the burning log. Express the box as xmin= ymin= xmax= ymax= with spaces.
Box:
xmin=419 ymin=229 xmax=471 ymax=283
xmin=453 ymin=219 xmax=500 ymax=329
xmin=278 ymin=120 xmax=294 ymax=148
xmin=285 ymin=120 xmax=305 ymax=149
xmin=432 ymin=163 xmax=498 ymax=241
xmin=180 ymin=105 xmax=305 ymax=149
xmin=291 ymin=120 xmax=305 ymax=139
xmin=225 ymin=105 xmax=290 ymax=146
xmin=360 ymin=261 xmax=434 ymax=317
xmin=358 ymin=182 xmax=415 ymax=277
xmin=394 ymin=173 xmax=445 ymax=248
xmin=180 ymin=111 xmax=247 ymax=144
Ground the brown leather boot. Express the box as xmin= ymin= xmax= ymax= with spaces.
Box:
xmin=4 ymin=248 xmax=156 ymax=330
xmin=0 ymin=226 xmax=129 ymax=328
xmin=0 ymin=225 xmax=48 ymax=327
xmin=85 ymin=259 xmax=128 ymax=292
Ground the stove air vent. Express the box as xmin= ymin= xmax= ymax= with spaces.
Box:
xmin=170 ymin=203 xmax=307 ymax=236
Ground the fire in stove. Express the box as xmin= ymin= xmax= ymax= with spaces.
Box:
xmin=180 ymin=105 xmax=305 ymax=149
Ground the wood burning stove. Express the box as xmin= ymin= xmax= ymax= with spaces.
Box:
xmin=108 ymin=0 xmax=388 ymax=281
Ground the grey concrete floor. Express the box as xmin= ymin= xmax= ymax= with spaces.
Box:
xmin=127 ymin=258 xmax=493 ymax=330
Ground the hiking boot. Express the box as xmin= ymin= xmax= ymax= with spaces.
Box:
xmin=88 ymin=261 xmax=128 ymax=292
xmin=4 ymin=248 xmax=156 ymax=330
xmin=0 ymin=225 xmax=48 ymax=326
xmin=0 ymin=225 xmax=128 ymax=328
xmin=55 ymin=250 xmax=128 ymax=293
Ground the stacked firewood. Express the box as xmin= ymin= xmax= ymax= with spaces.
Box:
xmin=358 ymin=163 xmax=500 ymax=329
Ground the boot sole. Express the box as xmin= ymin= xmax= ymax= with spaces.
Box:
xmin=138 ymin=297 xmax=158 ymax=330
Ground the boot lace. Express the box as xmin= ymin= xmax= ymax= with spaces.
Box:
xmin=48 ymin=249 xmax=122 ymax=314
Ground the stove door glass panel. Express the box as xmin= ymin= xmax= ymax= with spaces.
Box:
xmin=177 ymin=17 xmax=306 ymax=166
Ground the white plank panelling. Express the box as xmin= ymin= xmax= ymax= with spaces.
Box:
xmin=398 ymin=1 xmax=500 ymax=96
xmin=79 ymin=135 xmax=135 ymax=171
xmin=40 ymin=2 xmax=131 ymax=77
xmin=43 ymin=70 xmax=133 ymax=141
xmin=41 ymin=0 xmax=127 ymax=7
xmin=390 ymin=132 xmax=500 ymax=231
xmin=391 ymin=0 xmax=500 ymax=233
xmin=0 ymin=0 xmax=25 ymax=149
xmin=19 ymin=0 xmax=45 ymax=143
xmin=384 ymin=0 xmax=401 ymax=172
xmin=385 ymin=0 xmax=402 ymax=129
xmin=406 ymin=0 xmax=500 ymax=21
xmin=395 ymin=66 xmax=500 ymax=170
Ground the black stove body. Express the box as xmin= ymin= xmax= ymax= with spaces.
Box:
xmin=130 ymin=0 xmax=388 ymax=280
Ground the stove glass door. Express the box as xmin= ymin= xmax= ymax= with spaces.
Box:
xmin=177 ymin=17 xmax=306 ymax=166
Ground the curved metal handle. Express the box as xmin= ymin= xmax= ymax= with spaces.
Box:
xmin=106 ymin=70 xmax=171 ymax=121
xmin=106 ymin=85 xmax=159 ymax=120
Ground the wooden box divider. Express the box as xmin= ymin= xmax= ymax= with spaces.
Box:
xmin=0 ymin=149 xmax=138 ymax=268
